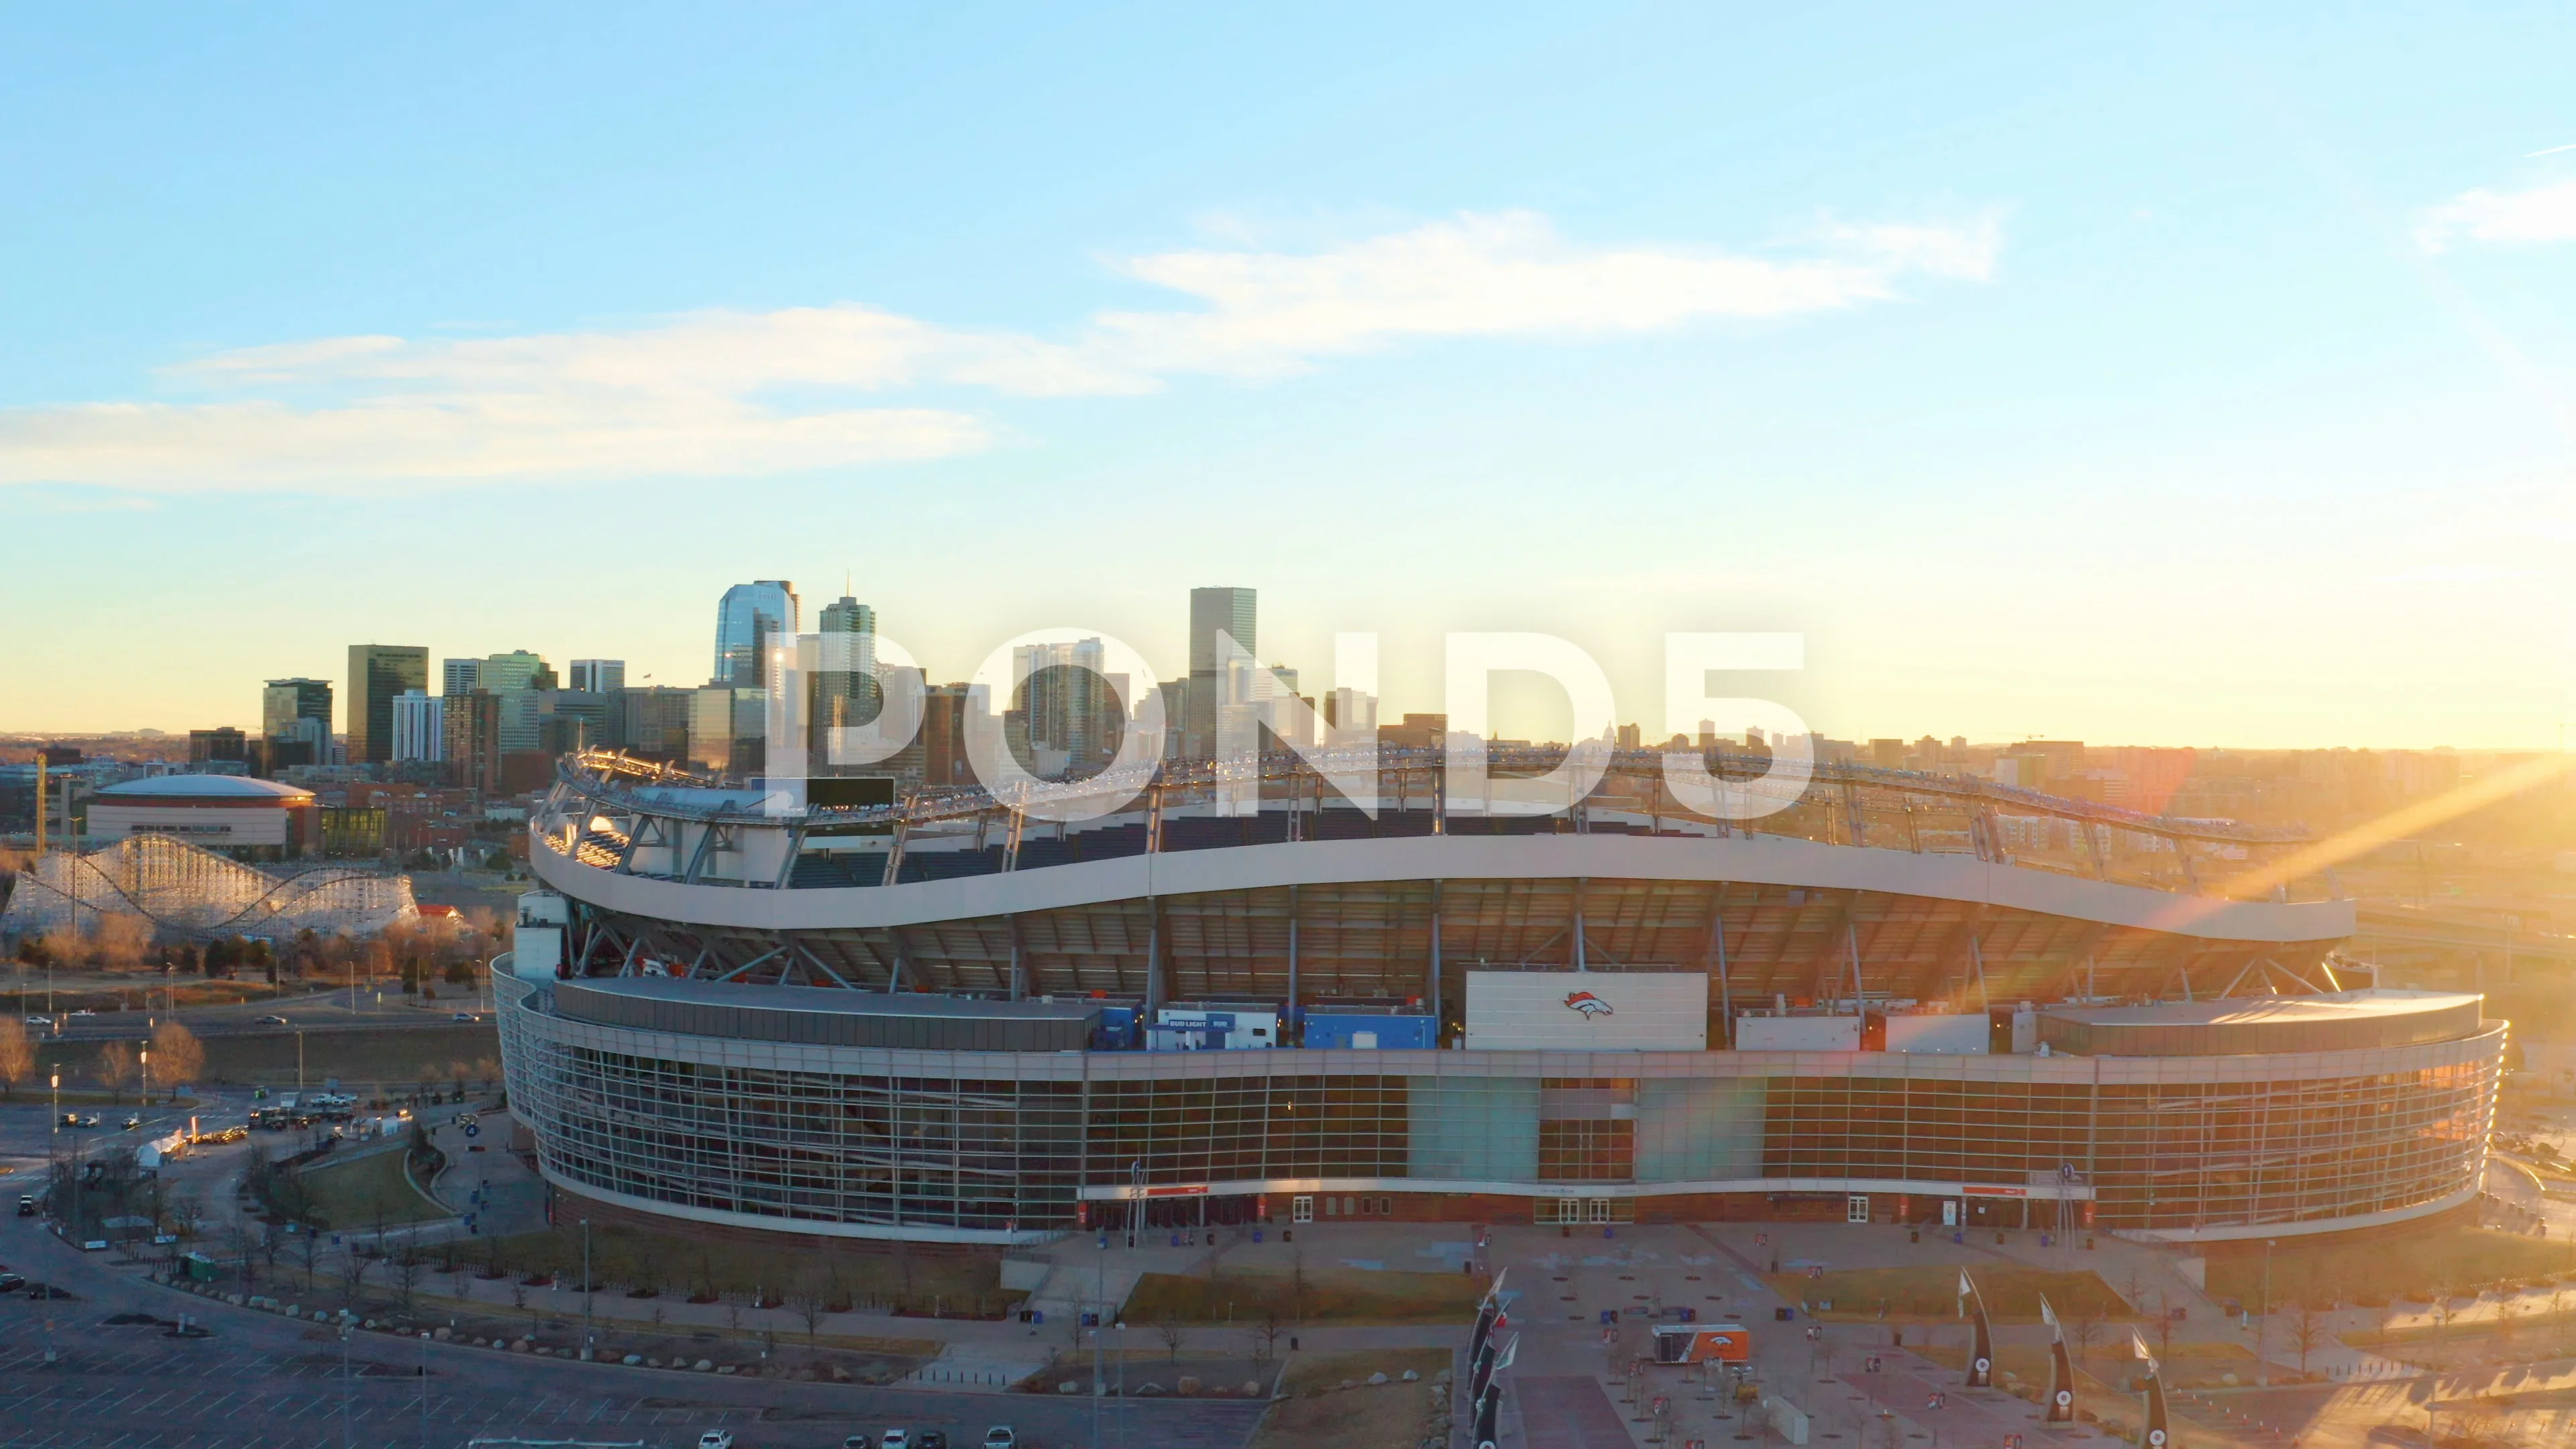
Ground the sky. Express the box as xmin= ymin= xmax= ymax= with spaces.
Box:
xmin=3 ymin=4 xmax=2573 ymax=749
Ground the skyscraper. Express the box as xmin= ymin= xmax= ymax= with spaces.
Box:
xmin=713 ymin=580 xmax=799 ymax=688
xmin=347 ymin=645 xmax=429 ymax=765
xmin=569 ymin=659 xmax=626 ymax=694
xmin=1185 ymin=586 xmax=1256 ymax=758
xmin=262 ymin=678 xmax=333 ymax=738
xmin=813 ymin=596 xmax=879 ymax=749
xmin=441 ymin=658 xmax=482 ymax=696
xmin=392 ymin=690 xmax=445 ymax=763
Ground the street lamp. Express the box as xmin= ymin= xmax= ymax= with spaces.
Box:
xmin=2258 ymin=1238 xmax=2276 ymax=1385
xmin=140 ymin=1048 xmax=150 ymax=1106
xmin=50 ymin=1073 xmax=60 ymax=1135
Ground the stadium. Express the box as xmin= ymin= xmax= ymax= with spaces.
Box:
xmin=495 ymin=747 xmax=2502 ymax=1248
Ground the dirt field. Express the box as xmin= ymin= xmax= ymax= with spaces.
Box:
xmin=1247 ymin=1348 xmax=1451 ymax=1449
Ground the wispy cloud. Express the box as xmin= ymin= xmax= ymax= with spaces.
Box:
xmin=0 ymin=209 xmax=1999 ymax=493
xmin=2416 ymin=178 xmax=2576 ymax=253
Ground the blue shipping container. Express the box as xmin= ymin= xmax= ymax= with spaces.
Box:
xmin=1301 ymin=1012 xmax=1436 ymax=1050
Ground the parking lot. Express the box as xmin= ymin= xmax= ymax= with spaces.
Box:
xmin=0 ymin=1211 xmax=1266 ymax=1449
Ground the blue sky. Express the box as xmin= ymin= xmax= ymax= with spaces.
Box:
xmin=4 ymin=5 xmax=2572 ymax=747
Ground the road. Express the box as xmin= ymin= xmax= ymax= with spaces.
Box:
xmin=0 ymin=1210 xmax=1268 ymax=1449
xmin=21 ymin=986 xmax=499 ymax=1044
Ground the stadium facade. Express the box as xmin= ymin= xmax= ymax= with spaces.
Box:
xmin=495 ymin=749 xmax=2502 ymax=1247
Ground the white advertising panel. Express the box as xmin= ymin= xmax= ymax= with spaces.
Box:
xmin=1463 ymin=971 xmax=1707 ymax=1051
xmin=1733 ymin=1014 xmax=1863 ymax=1053
xmin=1884 ymin=1014 xmax=1991 ymax=1055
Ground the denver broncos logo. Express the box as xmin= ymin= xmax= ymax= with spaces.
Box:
xmin=1563 ymin=990 xmax=1613 ymax=1018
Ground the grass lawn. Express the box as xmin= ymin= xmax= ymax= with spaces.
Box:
xmin=1249 ymin=1348 xmax=1450 ymax=1449
xmin=2203 ymin=1225 xmax=2576 ymax=1307
xmin=297 ymin=1147 xmax=450 ymax=1230
xmin=472 ymin=1222 xmax=1010 ymax=1319
xmin=1127 ymin=1267 xmax=1484 ymax=1326
xmin=1764 ymin=1265 xmax=2132 ymax=1322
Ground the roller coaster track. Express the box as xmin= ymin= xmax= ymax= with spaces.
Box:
xmin=0 ymin=835 xmax=416 ymax=941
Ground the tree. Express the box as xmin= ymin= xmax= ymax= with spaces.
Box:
xmin=97 ymin=1040 xmax=137 ymax=1104
xmin=335 ymin=1244 xmax=370 ymax=1305
xmin=1156 ymin=1311 xmax=1188 ymax=1361
xmin=2289 ymin=1300 xmax=2326 ymax=1376
xmin=148 ymin=1021 xmax=205 ymax=1097
xmin=390 ymin=1250 xmax=423 ymax=1309
xmin=792 ymin=1273 xmax=829 ymax=1342
xmin=1252 ymin=1306 xmax=1287 ymax=1364
xmin=0 ymin=1017 xmax=32 ymax=1100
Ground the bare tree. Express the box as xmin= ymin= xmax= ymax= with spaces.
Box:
xmin=792 ymin=1273 xmax=829 ymax=1342
xmin=1252 ymin=1306 xmax=1286 ymax=1364
xmin=1156 ymin=1311 xmax=1188 ymax=1361
xmin=222 ymin=1221 xmax=260 ymax=1293
xmin=390 ymin=1250 xmax=423 ymax=1309
xmin=449 ymin=1260 xmax=474 ymax=1302
xmin=98 ymin=1040 xmax=138 ymax=1104
xmin=2289 ymin=1300 xmax=2326 ymax=1377
xmin=0 ymin=1017 xmax=32 ymax=1099
xmin=335 ymin=1244 xmax=370 ymax=1305
xmin=2070 ymin=1316 xmax=2104 ymax=1362
xmin=148 ymin=1021 xmax=205 ymax=1097
xmin=724 ymin=1295 xmax=744 ymax=1336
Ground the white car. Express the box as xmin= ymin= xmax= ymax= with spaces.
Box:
xmin=70 ymin=1008 xmax=95 ymax=1017
xmin=696 ymin=1434 xmax=735 ymax=1449
xmin=881 ymin=1432 xmax=912 ymax=1449
xmin=983 ymin=1431 xmax=1018 ymax=1449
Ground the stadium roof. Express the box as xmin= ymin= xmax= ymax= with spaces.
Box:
xmin=97 ymin=774 xmax=313 ymax=802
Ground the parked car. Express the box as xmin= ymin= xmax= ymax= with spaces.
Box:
xmin=69 ymin=1008 xmax=95 ymax=1017
xmin=254 ymin=1014 xmax=289 ymax=1026
xmin=0 ymin=1273 xmax=23 ymax=1293
xmin=695 ymin=1433 xmax=735 ymax=1449
xmin=22 ymin=1015 xmax=49 ymax=1028
xmin=983 ymin=1430 xmax=1018 ymax=1449
xmin=916 ymin=1434 xmax=947 ymax=1449
xmin=15 ymin=1194 xmax=35 ymax=1217
xmin=451 ymin=1012 xmax=480 ymax=1022
xmin=881 ymin=1432 xmax=912 ymax=1449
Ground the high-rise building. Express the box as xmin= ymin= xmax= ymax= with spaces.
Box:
xmin=1012 ymin=637 xmax=1114 ymax=777
xmin=262 ymin=678 xmax=333 ymax=738
xmin=714 ymin=580 xmax=799 ymax=688
xmin=615 ymin=686 xmax=696 ymax=764
xmin=441 ymin=658 xmax=482 ymax=696
xmin=262 ymin=677 xmax=334 ymax=767
xmin=1185 ymin=586 xmax=1256 ymax=757
xmin=347 ymin=645 xmax=430 ymax=765
xmin=813 ymin=596 xmax=879 ymax=743
xmin=471 ymin=650 xmax=555 ymax=754
xmin=189 ymin=727 xmax=248 ymax=765
xmin=479 ymin=650 xmax=549 ymax=694
xmin=442 ymin=690 xmax=502 ymax=794
xmin=569 ymin=659 xmax=626 ymax=694
xmin=392 ymin=690 xmax=446 ymax=763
